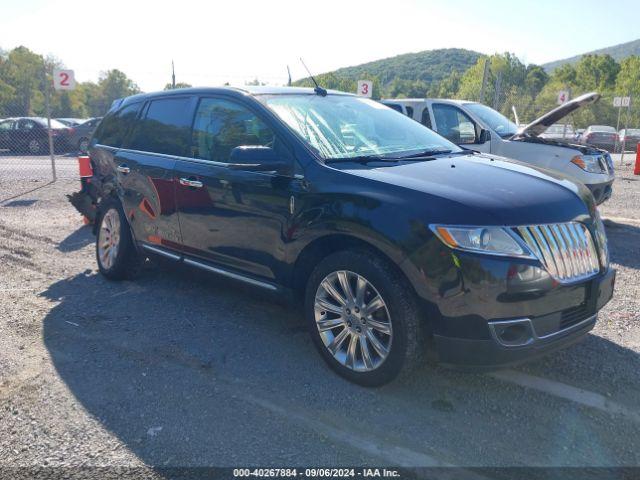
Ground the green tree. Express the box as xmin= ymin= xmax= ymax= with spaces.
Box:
xmin=615 ymin=56 xmax=640 ymax=128
xmin=0 ymin=46 xmax=45 ymax=115
xmin=615 ymin=56 xmax=640 ymax=97
xmin=164 ymin=82 xmax=192 ymax=90
xmin=524 ymin=65 xmax=548 ymax=98
xmin=574 ymin=54 xmax=620 ymax=92
xmin=429 ymin=71 xmax=461 ymax=98
xmin=94 ymin=69 xmax=140 ymax=114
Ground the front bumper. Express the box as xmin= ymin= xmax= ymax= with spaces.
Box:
xmin=585 ymin=179 xmax=614 ymax=205
xmin=432 ymin=268 xmax=615 ymax=368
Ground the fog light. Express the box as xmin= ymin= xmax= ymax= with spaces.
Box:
xmin=489 ymin=319 xmax=535 ymax=347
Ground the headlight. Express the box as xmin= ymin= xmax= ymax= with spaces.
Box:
xmin=430 ymin=225 xmax=532 ymax=258
xmin=571 ymin=155 xmax=605 ymax=174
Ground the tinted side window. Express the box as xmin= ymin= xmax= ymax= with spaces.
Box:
xmin=432 ymin=104 xmax=476 ymax=144
xmin=18 ymin=119 xmax=36 ymax=130
xmin=94 ymin=102 xmax=142 ymax=148
xmin=384 ymin=103 xmax=403 ymax=113
xmin=191 ymin=98 xmax=275 ymax=162
xmin=421 ymin=108 xmax=432 ymax=129
xmin=128 ymin=97 xmax=193 ymax=156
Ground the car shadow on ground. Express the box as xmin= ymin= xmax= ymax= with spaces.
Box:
xmin=40 ymin=261 xmax=640 ymax=468
xmin=57 ymin=225 xmax=94 ymax=253
xmin=604 ymin=220 xmax=640 ymax=270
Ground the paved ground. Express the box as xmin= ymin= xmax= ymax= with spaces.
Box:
xmin=0 ymin=156 xmax=638 ymax=472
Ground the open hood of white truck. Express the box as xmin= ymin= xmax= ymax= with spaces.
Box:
xmin=514 ymin=92 xmax=600 ymax=138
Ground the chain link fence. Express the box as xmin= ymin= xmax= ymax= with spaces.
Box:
xmin=0 ymin=103 xmax=86 ymax=203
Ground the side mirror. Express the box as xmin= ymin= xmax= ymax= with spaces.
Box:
xmin=228 ymin=146 xmax=288 ymax=172
xmin=477 ymin=129 xmax=491 ymax=144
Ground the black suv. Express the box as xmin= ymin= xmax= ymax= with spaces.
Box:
xmin=85 ymin=87 xmax=615 ymax=386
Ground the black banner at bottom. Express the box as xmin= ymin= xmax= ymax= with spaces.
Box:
xmin=0 ymin=467 xmax=638 ymax=480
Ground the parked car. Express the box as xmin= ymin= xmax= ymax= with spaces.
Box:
xmin=68 ymin=117 xmax=102 ymax=153
xmin=79 ymin=86 xmax=614 ymax=386
xmin=380 ymin=93 xmax=615 ymax=205
xmin=0 ymin=117 xmax=72 ymax=154
xmin=539 ymin=123 xmax=575 ymax=141
xmin=56 ymin=117 xmax=87 ymax=127
xmin=618 ymin=128 xmax=640 ymax=151
xmin=579 ymin=125 xmax=618 ymax=152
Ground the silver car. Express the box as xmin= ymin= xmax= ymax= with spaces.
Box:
xmin=68 ymin=117 xmax=102 ymax=153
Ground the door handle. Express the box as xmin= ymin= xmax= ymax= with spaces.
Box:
xmin=179 ymin=177 xmax=203 ymax=188
xmin=116 ymin=164 xmax=130 ymax=174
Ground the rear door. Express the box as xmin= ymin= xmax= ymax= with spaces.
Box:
xmin=116 ymin=96 xmax=197 ymax=251
xmin=16 ymin=119 xmax=39 ymax=152
xmin=173 ymin=96 xmax=297 ymax=281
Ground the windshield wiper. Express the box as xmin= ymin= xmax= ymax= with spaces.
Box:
xmin=391 ymin=149 xmax=453 ymax=159
xmin=325 ymin=154 xmax=399 ymax=164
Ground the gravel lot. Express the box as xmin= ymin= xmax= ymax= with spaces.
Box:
xmin=0 ymin=155 xmax=639 ymax=473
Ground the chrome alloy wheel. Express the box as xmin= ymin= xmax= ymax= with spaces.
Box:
xmin=314 ymin=270 xmax=393 ymax=372
xmin=98 ymin=208 xmax=121 ymax=270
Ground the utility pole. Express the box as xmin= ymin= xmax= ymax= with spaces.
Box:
xmin=615 ymin=96 xmax=623 ymax=155
xmin=42 ymin=67 xmax=57 ymax=181
xmin=479 ymin=58 xmax=489 ymax=104
xmin=621 ymin=94 xmax=632 ymax=164
xmin=171 ymin=60 xmax=176 ymax=89
xmin=492 ymin=71 xmax=502 ymax=111
xmin=562 ymin=87 xmax=571 ymax=140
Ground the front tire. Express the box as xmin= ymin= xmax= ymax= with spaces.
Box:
xmin=96 ymin=199 xmax=141 ymax=280
xmin=304 ymin=250 xmax=425 ymax=386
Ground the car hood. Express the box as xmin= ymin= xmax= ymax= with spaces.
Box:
xmin=338 ymin=153 xmax=594 ymax=226
xmin=514 ymin=92 xmax=600 ymax=138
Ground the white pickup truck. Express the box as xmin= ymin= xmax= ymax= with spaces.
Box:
xmin=381 ymin=93 xmax=614 ymax=204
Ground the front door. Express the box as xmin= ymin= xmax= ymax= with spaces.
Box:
xmin=431 ymin=103 xmax=490 ymax=153
xmin=174 ymin=96 xmax=297 ymax=281
xmin=0 ymin=119 xmax=14 ymax=149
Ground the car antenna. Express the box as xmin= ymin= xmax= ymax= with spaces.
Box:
xmin=299 ymin=58 xmax=327 ymax=96
xmin=287 ymin=65 xmax=292 ymax=87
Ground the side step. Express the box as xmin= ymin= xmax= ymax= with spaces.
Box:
xmin=140 ymin=243 xmax=279 ymax=292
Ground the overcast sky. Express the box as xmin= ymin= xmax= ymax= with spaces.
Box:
xmin=2 ymin=0 xmax=639 ymax=91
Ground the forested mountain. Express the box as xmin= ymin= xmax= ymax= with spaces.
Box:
xmin=306 ymin=48 xmax=481 ymax=86
xmin=543 ymin=38 xmax=640 ymax=72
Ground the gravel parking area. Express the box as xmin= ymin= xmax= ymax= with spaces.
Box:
xmin=0 ymin=158 xmax=639 ymax=472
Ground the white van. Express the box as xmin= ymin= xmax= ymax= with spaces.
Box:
xmin=381 ymin=93 xmax=614 ymax=204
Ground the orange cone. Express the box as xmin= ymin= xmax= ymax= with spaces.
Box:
xmin=78 ymin=155 xmax=93 ymax=178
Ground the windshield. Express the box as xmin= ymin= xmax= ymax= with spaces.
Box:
xmin=591 ymin=125 xmax=616 ymax=132
xmin=465 ymin=103 xmax=518 ymax=138
xmin=545 ymin=124 xmax=574 ymax=134
xmin=34 ymin=118 xmax=68 ymax=129
xmin=258 ymin=94 xmax=461 ymax=160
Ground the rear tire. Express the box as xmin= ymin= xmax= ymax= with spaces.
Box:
xmin=96 ymin=198 xmax=142 ymax=280
xmin=304 ymin=249 xmax=425 ymax=386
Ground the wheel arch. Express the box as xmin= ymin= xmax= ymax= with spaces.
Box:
xmin=290 ymin=233 xmax=421 ymax=302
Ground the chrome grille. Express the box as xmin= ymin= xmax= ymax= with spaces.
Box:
xmin=516 ymin=223 xmax=600 ymax=282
